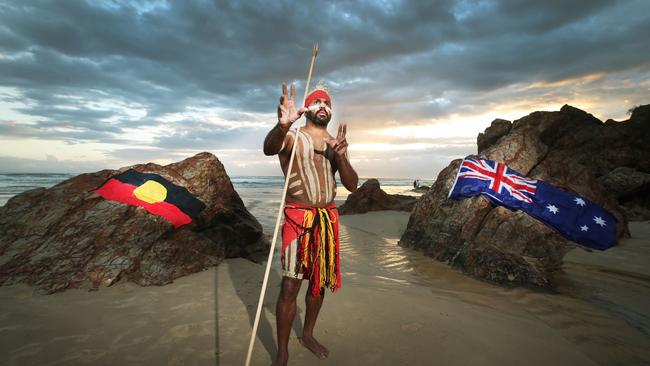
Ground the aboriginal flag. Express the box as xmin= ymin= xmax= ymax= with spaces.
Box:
xmin=94 ymin=169 xmax=206 ymax=229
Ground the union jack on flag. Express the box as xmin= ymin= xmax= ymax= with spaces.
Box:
xmin=448 ymin=157 xmax=617 ymax=250
xmin=453 ymin=158 xmax=537 ymax=203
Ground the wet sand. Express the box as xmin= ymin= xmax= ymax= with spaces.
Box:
xmin=1 ymin=213 xmax=649 ymax=365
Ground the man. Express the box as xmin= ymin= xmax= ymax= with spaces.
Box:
xmin=263 ymin=81 xmax=358 ymax=366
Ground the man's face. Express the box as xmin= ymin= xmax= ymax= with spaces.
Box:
xmin=306 ymin=98 xmax=332 ymax=126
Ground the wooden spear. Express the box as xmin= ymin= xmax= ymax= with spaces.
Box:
xmin=244 ymin=42 xmax=319 ymax=366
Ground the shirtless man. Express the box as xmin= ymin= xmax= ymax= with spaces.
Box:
xmin=263 ymin=81 xmax=358 ymax=366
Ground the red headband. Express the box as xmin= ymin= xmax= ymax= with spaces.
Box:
xmin=304 ymin=89 xmax=331 ymax=108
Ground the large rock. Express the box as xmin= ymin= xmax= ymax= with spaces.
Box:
xmin=338 ymin=179 xmax=417 ymax=215
xmin=598 ymin=167 xmax=650 ymax=221
xmin=400 ymin=104 xmax=649 ymax=288
xmin=477 ymin=118 xmax=512 ymax=154
xmin=597 ymin=166 xmax=650 ymax=201
xmin=0 ymin=152 xmax=269 ymax=294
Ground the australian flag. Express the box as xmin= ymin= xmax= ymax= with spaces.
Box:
xmin=448 ymin=157 xmax=617 ymax=250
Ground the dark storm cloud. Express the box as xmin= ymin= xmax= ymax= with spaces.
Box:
xmin=0 ymin=0 xmax=648 ymax=145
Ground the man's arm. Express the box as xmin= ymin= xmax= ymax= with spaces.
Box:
xmin=335 ymin=153 xmax=358 ymax=192
xmin=263 ymin=123 xmax=290 ymax=156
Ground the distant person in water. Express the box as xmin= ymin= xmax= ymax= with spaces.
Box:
xmin=263 ymin=81 xmax=358 ymax=366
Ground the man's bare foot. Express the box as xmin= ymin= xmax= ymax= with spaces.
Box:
xmin=272 ymin=352 xmax=288 ymax=366
xmin=298 ymin=335 xmax=329 ymax=359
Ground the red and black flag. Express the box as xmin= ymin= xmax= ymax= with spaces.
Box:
xmin=94 ymin=169 xmax=206 ymax=229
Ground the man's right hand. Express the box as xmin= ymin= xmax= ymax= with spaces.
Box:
xmin=278 ymin=81 xmax=307 ymax=129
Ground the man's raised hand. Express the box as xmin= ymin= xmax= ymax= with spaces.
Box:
xmin=325 ymin=124 xmax=349 ymax=159
xmin=278 ymin=81 xmax=307 ymax=129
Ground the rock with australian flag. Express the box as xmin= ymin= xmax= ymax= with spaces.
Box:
xmin=449 ymin=157 xmax=617 ymax=250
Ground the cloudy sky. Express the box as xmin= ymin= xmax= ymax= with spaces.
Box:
xmin=0 ymin=0 xmax=648 ymax=178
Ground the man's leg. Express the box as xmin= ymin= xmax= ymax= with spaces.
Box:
xmin=300 ymin=285 xmax=329 ymax=359
xmin=274 ymin=277 xmax=302 ymax=366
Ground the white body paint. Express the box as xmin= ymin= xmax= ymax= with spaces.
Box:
xmin=283 ymin=129 xmax=336 ymax=207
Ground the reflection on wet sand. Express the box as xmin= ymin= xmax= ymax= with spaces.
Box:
xmin=339 ymin=211 xmax=650 ymax=366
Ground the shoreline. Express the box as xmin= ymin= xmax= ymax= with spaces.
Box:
xmin=0 ymin=213 xmax=649 ymax=365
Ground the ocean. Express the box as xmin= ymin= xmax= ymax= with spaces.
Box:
xmin=0 ymin=173 xmax=432 ymax=233
xmin=0 ymin=173 xmax=76 ymax=208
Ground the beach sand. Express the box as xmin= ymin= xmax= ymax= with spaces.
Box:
xmin=1 ymin=212 xmax=649 ymax=365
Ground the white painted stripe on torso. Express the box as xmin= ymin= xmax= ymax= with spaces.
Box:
xmin=324 ymin=158 xmax=333 ymax=202
xmin=321 ymin=155 xmax=328 ymax=203
xmin=304 ymin=131 xmax=321 ymax=201
xmin=289 ymin=179 xmax=302 ymax=189
xmin=294 ymin=133 xmax=313 ymax=203
xmin=298 ymin=131 xmax=320 ymax=202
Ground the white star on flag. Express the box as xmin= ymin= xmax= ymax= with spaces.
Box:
xmin=580 ymin=225 xmax=589 ymax=232
xmin=593 ymin=216 xmax=606 ymax=227
xmin=574 ymin=197 xmax=586 ymax=206
xmin=546 ymin=204 xmax=559 ymax=214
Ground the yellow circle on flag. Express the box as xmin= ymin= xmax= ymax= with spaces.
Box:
xmin=133 ymin=180 xmax=167 ymax=203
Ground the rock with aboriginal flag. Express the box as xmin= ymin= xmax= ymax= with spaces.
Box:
xmin=95 ymin=169 xmax=206 ymax=229
xmin=0 ymin=152 xmax=269 ymax=294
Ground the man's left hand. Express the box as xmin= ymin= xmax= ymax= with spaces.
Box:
xmin=325 ymin=124 xmax=348 ymax=159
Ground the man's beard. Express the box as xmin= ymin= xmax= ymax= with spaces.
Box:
xmin=307 ymin=108 xmax=332 ymax=126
